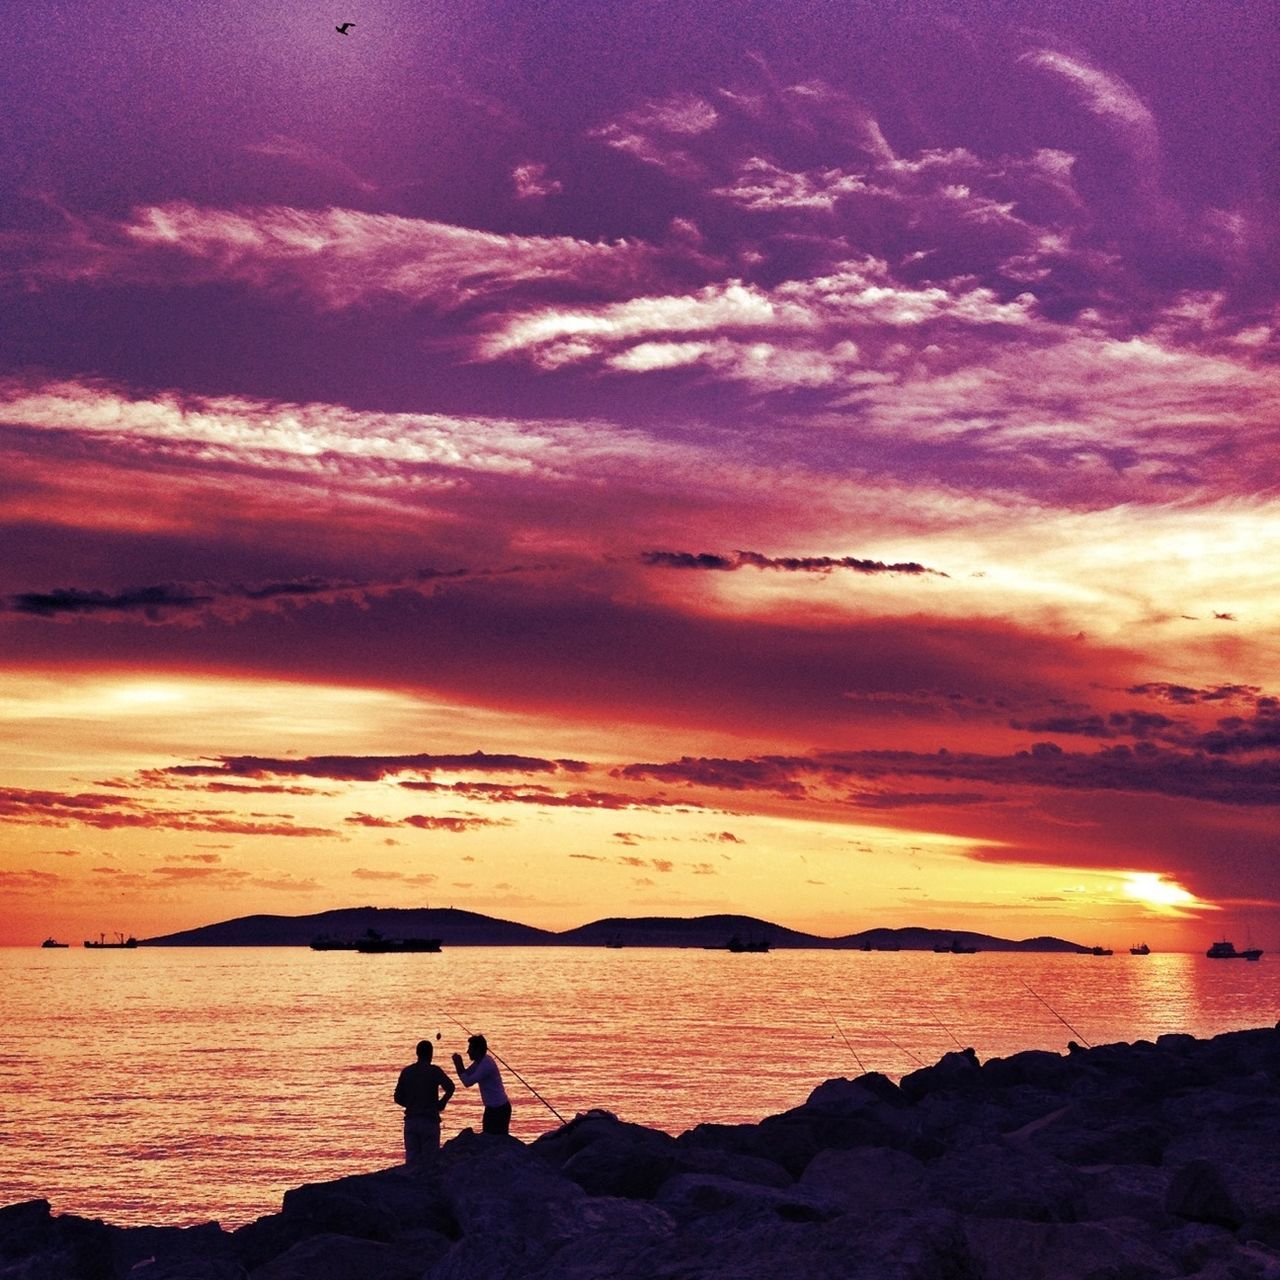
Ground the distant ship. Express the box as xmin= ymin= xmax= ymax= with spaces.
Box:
xmin=725 ymin=935 xmax=770 ymax=953
xmin=41 ymin=938 xmax=69 ymax=949
xmin=84 ymin=933 xmax=137 ymax=949
xmin=1087 ymin=945 xmax=1114 ymax=956
xmin=933 ymin=938 xmax=978 ymax=954
xmin=1206 ymin=940 xmax=1263 ymax=961
xmin=1130 ymin=943 xmax=1150 ymax=955
xmin=354 ymin=936 xmax=442 ymax=953
xmin=311 ymin=928 xmax=442 ymax=952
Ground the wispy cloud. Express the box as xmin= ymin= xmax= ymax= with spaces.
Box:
xmin=14 ymin=203 xmax=664 ymax=310
xmin=640 ymin=549 xmax=947 ymax=576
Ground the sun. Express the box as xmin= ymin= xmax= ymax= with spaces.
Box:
xmin=1122 ymin=873 xmax=1200 ymax=912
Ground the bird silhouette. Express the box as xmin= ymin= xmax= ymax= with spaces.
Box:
xmin=335 ymin=22 xmax=354 ymax=34
xmin=1213 ymin=611 xmax=1237 ymax=621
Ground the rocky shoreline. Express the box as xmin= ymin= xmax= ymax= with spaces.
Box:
xmin=4 ymin=1026 xmax=1280 ymax=1279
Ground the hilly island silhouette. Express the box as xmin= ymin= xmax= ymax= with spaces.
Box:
xmin=138 ymin=907 xmax=1093 ymax=952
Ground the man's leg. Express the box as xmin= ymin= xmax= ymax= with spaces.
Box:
xmin=482 ymin=1103 xmax=511 ymax=1136
xmin=404 ymin=1116 xmax=422 ymax=1168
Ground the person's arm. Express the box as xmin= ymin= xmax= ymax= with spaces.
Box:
xmin=438 ymin=1069 xmax=455 ymax=1112
xmin=452 ymin=1053 xmax=476 ymax=1085
xmin=393 ymin=1067 xmax=409 ymax=1108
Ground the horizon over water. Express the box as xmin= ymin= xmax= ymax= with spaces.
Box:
xmin=2 ymin=946 xmax=1276 ymax=1228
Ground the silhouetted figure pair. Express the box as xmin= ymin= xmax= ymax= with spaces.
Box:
xmin=452 ymin=1034 xmax=511 ymax=1135
xmin=394 ymin=1040 xmax=454 ymax=1169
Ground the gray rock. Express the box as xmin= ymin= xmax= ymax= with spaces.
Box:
xmin=678 ymin=1119 xmax=822 ymax=1177
xmin=804 ymin=1073 xmax=901 ymax=1114
xmin=647 ymin=1207 xmax=973 ymax=1280
xmin=799 ymin=1146 xmax=927 ymax=1217
xmin=0 ymin=1202 xmax=54 ymax=1262
xmin=247 ymin=1232 xmax=426 ymax=1280
xmin=560 ymin=1135 xmax=676 ymax=1199
xmin=925 ymin=1142 xmax=1088 ymax=1221
xmin=0 ymin=1203 xmax=112 ymax=1280
xmin=426 ymin=1197 xmax=673 ymax=1280
xmin=112 ymin=1222 xmax=236 ymax=1277
xmin=655 ymin=1172 xmax=841 ymax=1225
xmin=280 ymin=1169 xmax=443 ymax=1242
xmin=124 ymin=1258 xmax=246 ymax=1280
xmin=979 ymin=1049 xmax=1074 ymax=1093
xmin=964 ymin=1216 xmax=1176 ymax=1280
xmin=1075 ymin=1163 xmax=1171 ymax=1223
xmin=899 ymin=1050 xmax=981 ymax=1102
xmin=1167 ymin=1159 xmax=1248 ymax=1229
xmin=671 ymin=1144 xmax=793 ymax=1189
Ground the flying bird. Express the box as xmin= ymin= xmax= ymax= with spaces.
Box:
xmin=1213 ymin=611 xmax=1237 ymax=621
xmin=335 ymin=22 xmax=354 ymax=34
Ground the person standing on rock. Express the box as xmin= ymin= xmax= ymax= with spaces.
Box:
xmin=395 ymin=1039 xmax=455 ymax=1169
xmin=452 ymin=1034 xmax=511 ymax=1136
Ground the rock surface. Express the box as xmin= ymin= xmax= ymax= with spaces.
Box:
xmin=5 ymin=1025 xmax=1279 ymax=1279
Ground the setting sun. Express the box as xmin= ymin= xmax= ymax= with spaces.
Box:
xmin=1123 ymin=873 xmax=1203 ymax=913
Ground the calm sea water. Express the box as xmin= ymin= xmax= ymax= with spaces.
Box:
xmin=1 ymin=946 xmax=1276 ymax=1228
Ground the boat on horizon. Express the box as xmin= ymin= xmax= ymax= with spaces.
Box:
xmin=1130 ymin=943 xmax=1150 ymax=955
xmin=1087 ymin=945 xmax=1114 ymax=956
xmin=84 ymin=932 xmax=137 ymax=949
xmin=354 ymin=935 xmax=442 ymax=953
xmin=933 ymin=938 xmax=978 ymax=954
xmin=41 ymin=938 xmax=69 ymax=948
xmin=1206 ymin=940 xmax=1263 ymax=961
xmin=725 ymin=934 xmax=770 ymax=953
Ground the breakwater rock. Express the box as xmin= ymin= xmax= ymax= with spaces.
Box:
xmin=5 ymin=1026 xmax=1280 ymax=1279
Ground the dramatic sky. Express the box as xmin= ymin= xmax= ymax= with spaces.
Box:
xmin=2 ymin=0 xmax=1277 ymax=948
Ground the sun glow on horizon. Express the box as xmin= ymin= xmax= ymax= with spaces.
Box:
xmin=1122 ymin=872 xmax=1206 ymax=914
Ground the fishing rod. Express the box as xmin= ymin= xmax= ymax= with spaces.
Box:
xmin=879 ymin=1029 xmax=924 ymax=1068
xmin=442 ymin=1011 xmax=568 ymax=1124
xmin=818 ymin=998 xmax=868 ymax=1074
xmin=930 ymin=1012 xmax=964 ymax=1051
xmin=1019 ymin=979 xmax=1092 ymax=1049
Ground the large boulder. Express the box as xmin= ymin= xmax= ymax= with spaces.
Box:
xmin=899 ymin=1050 xmax=981 ymax=1102
xmin=644 ymin=1208 xmax=974 ymax=1280
xmin=1166 ymin=1159 xmax=1248 ymax=1230
xmin=677 ymin=1119 xmax=822 ymax=1178
xmin=803 ymin=1073 xmax=903 ymax=1114
xmin=248 ymin=1231 xmax=439 ymax=1280
xmin=109 ymin=1223 xmax=236 ymax=1278
xmin=979 ymin=1050 xmax=1074 ymax=1093
xmin=0 ymin=1201 xmax=113 ymax=1280
xmin=426 ymin=1197 xmax=674 ymax=1280
xmin=670 ymin=1144 xmax=793 ymax=1190
xmin=1074 ymin=1163 xmax=1171 ymax=1223
xmin=798 ymin=1146 xmax=927 ymax=1218
xmin=654 ymin=1172 xmax=841 ymax=1225
xmin=923 ymin=1142 xmax=1088 ymax=1221
xmin=534 ymin=1112 xmax=680 ymax=1199
xmin=964 ymin=1216 xmax=1176 ymax=1280
xmin=279 ymin=1166 xmax=453 ymax=1239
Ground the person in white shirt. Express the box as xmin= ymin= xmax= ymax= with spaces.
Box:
xmin=451 ymin=1033 xmax=511 ymax=1135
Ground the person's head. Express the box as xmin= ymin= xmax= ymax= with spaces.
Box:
xmin=467 ymin=1034 xmax=487 ymax=1062
xmin=416 ymin=1039 xmax=434 ymax=1062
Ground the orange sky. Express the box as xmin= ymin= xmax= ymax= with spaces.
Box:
xmin=2 ymin=1 xmax=1278 ymax=949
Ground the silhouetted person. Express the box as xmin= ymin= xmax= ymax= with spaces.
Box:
xmin=395 ymin=1039 xmax=454 ymax=1169
xmin=452 ymin=1034 xmax=510 ymax=1135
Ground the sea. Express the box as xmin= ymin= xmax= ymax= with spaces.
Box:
xmin=1 ymin=945 xmax=1276 ymax=1228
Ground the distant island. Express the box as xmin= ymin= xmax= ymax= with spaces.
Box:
xmin=140 ymin=907 xmax=1094 ymax=952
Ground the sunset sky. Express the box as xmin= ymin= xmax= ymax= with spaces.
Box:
xmin=2 ymin=0 xmax=1277 ymax=949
